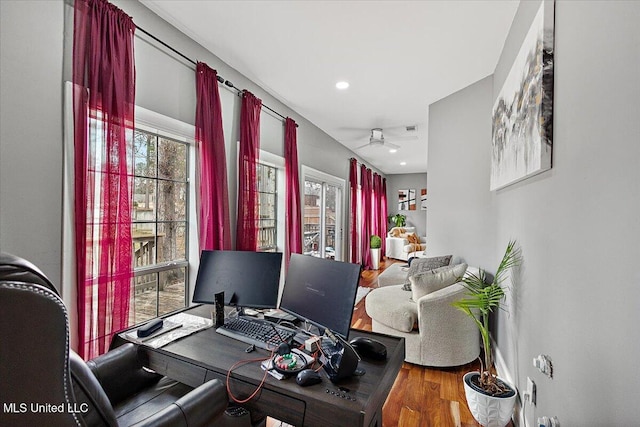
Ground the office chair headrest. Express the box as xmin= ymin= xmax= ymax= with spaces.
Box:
xmin=0 ymin=252 xmax=59 ymax=295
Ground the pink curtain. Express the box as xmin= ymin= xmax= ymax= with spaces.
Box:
xmin=380 ymin=178 xmax=388 ymax=257
xmin=372 ymin=173 xmax=380 ymax=240
xmin=195 ymin=62 xmax=231 ymax=251
xmin=236 ymin=91 xmax=262 ymax=251
xmin=284 ymin=118 xmax=302 ymax=267
xmin=349 ymin=159 xmax=359 ymax=263
xmin=360 ymin=165 xmax=373 ymax=269
xmin=73 ymin=0 xmax=135 ymax=359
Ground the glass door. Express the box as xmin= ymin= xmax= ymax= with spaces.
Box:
xmin=302 ymin=168 xmax=344 ymax=261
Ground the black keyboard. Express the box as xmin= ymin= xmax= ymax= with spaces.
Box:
xmin=216 ymin=316 xmax=295 ymax=350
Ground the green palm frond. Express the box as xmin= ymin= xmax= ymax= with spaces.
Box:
xmin=451 ymin=240 xmax=521 ymax=385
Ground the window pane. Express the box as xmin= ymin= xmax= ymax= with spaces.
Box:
xmin=157 ymin=181 xmax=186 ymax=221
xmin=132 ymin=223 xmax=157 ymax=268
xmin=157 ymin=222 xmax=186 ymax=263
xmin=134 ymin=131 xmax=157 ymax=178
xmin=257 ymin=162 xmax=277 ymax=252
xmin=131 ymin=272 xmax=158 ymax=324
xmin=259 ymin=192 xmax=276 ymax=218
xmin=158 ymin=138 xmax=187 ymax=181
xmin=158 ymin=267 xmax=186 ymax=316
xmin=133 ymin=177 xmax=156 ymax=214
xmin=258 ymin=163 xmax=276 ymax=193
xmin=129 ymin=127 xmax=189 ymax=324
xmin=324 ymin=184 xmax=339 ymax=259
xmin=303 ymin=180 xmax=322 ymax=256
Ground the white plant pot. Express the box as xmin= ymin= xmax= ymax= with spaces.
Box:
xmin=370 ymin=248 xmax=380 ymax=270
xmin=463 ymin=372 xmax=517 ymax=427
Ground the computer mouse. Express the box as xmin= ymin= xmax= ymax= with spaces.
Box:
xmin=349 ymin=337 xmax=387 ymax=361
xmin=296 ymin=369 xmax=322 ymax=386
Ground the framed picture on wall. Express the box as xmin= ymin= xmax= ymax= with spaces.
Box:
xmin=398 ymin=189 xmax=409 ymax=210
xmin=490 ymin=0 xmax=554 ymax=190
xmin=420 ymin=188 xmax=427 ymax=210
xmin=408 ymin=189 xmax=416 ymax=211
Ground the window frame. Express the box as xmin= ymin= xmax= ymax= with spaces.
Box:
xmin=301 ymin=165 xmax=345 ymax=261
xmin=134 ymin=107 xmax=198 ymax=313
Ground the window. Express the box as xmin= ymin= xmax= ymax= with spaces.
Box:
xmin=302 ymin=166 xmax=344 ymax=261
xmin=131 ymin=128 xmax=190 ymax=323
xmin=257 ymin=162 xmax=278 ymax=252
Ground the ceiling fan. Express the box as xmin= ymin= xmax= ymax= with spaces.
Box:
xmin=354 ymin=128 xmax=417 ymax=151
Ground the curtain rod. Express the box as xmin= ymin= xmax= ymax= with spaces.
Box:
xmin=350 ymin=158 xmax=384 ymax=177
xmin=136 ymin=25 xmax=297 ymax=127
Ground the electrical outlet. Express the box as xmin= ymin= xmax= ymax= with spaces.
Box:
xmin=526 ymin=377 xmax=537 ymax=406
xmin=537 ymin=416 xmax=560 ymax=427
xmin=533 ymin=354 xmax=553 ymax=378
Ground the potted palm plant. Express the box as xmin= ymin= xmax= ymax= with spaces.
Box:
xmin=388 ymin=213 xmax=406 ymax=228
xmin=452 ymin=240 xmax=521 ymax=427
xmin=369 ymin=235 xmax=382 ymax=270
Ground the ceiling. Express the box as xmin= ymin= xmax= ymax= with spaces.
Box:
xmin=140 ymin=0 xmax=519 ymax=175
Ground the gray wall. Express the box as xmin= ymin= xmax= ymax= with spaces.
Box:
xmin=427 ymin=76 xmax=496 ymax=269
xmin=428 ymin=1 xmax=640 ymax=425
xmin=0 ymin=0 xmax=65 ymax=285
xmin=386 ymin=173 xmax=428 ymax=237
xmin=0 ymin=0 xmax=381 ymax=286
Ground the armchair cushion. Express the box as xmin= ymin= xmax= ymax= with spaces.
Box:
xmin=406 ymin=255 xmax=452 ymax=279
xmin=410 ymin=263 xmax=468 ymax=301
xmin=365 ymin=285 xmax=418 ymax=332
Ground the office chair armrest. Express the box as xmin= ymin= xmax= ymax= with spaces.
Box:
xmin=87 ymin=342 xmax=162 ymax=405
xmin=134 ymin=379 xmax=228 ymax=427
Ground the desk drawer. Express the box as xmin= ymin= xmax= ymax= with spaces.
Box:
xmin=205 ymin=370 xmax=305 ymax=426
xmin=146 ymin=351 xmax=207 ymax=388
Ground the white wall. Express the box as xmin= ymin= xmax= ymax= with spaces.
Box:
xmin=0 ymin=0 xmax=382 ymax=288
xmin=386 ymin=173 xmax=428 ymax=237
xmin=428 ymin=1 xmax=640 ymax=425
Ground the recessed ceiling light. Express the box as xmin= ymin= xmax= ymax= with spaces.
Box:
xmin=400 ymin=161 xmax=407 ymax=166
xmin=389 ymin=149 xmax=397 ymax=153
xmin=335 ymin=81 xmax=349 ymax=90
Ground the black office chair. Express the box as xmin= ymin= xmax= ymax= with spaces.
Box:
xmin=0 ymin=252 xmax=228 ymax=427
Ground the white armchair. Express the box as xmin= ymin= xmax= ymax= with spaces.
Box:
xmin=365 ymin=263 xmax=480 ymax=367
xmin=385 ymin=227 xmax=426 ymax=260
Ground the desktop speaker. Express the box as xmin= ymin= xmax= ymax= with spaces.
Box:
xmin=214 ymin=291 xmax=225 ymax=327
xmin=321 ymin=335 xmax=360 ymax=382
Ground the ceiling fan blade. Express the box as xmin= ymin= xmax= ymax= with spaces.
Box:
xmin=387 ymin=135 xmax=419 ymax=142
xmin=386 ymin=141 xmax=401 ymax=149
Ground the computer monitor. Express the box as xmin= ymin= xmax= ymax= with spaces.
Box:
xmin=279 ymin=253 xmax=362 ymax=339
xmin=192 ymin=250 xmax=283 ymax=309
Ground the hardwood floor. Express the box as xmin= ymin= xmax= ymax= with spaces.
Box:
xmin=353 ymin=258 xmax=513 ymax=427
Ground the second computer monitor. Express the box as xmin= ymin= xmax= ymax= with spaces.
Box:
xmin=279 ymin=253 xmax=362 ymax=339
xmin=192 ymin=250 xmax=283 ymax=309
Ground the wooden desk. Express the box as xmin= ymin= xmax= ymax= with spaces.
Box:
xmin=119 ymin=305 xmax=404 ymax=427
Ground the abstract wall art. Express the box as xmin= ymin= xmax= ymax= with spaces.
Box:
xmin=420 ymin=189 xmax=427 ymax=210
xmin=490 ymin=0 xmax=555 ymax=191
xmin=398 ymin=189 xmax=416 ymax=211
xmin=408 ymin=189 xmax=416 ymax=210
xmin=398 ymin=189 xmax=409 ymax=211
